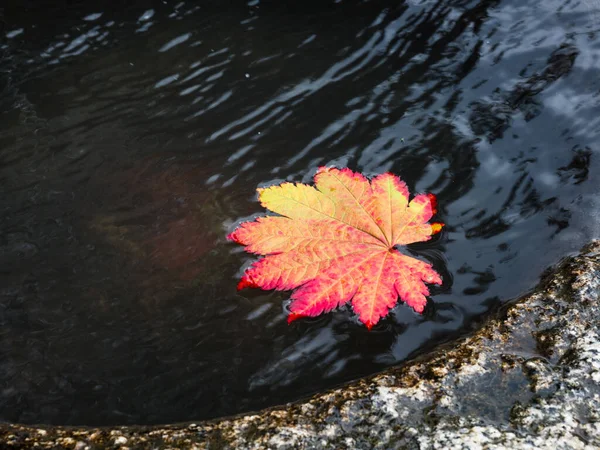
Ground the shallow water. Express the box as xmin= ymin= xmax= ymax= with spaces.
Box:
xmin=0 ymin=0 xmax=598 ymax=426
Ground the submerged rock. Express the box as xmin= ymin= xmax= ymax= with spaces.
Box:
xmin=87 ymin=157 xmax=226 ymax=283
xmin=2 ymin=241 xmax=600 ymax=449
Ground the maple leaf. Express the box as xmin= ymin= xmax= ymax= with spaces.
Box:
xmin=228 ymin=167 xmax=444 ymax=329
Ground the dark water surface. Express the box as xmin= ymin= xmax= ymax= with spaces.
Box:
xmin=0 ymin=0 xmax=599 ymax=425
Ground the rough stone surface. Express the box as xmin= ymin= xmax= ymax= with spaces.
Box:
xmin=2 ymin=241 xmax=600 ymax=449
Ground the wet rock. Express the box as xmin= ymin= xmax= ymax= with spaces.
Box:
xmin=2 ymin=241 xmax=600 ymax=449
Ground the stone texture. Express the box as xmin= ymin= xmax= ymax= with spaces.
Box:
xmin=2 ymin=241 xmax=600 ymax=449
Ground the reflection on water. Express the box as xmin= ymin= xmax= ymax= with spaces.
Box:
xmin=0 ymin=0 xmax=598 ymax=425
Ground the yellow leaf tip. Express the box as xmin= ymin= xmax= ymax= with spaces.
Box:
xmin=431 ymin=222 xmax=444 ymax=235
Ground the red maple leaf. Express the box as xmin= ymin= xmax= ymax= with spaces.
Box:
xmin=228 ymin=167 xmax=444 ymax=329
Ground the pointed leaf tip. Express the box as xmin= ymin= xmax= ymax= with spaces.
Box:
xmin=287 ymin=312 xmax=306 ymax=324
xmin=365 ymin=321 xmax=373 ymax=331
xmin=431 ymin=222 xmax=444 ymax=235
xmin=237 ymin=278 xmax=257 ymax=291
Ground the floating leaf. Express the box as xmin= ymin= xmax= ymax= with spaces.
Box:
xmin=228 ymin=167 xmax=444 ymax=329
